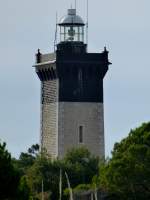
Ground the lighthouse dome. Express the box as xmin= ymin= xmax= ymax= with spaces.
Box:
xmin=59 ymin=9 xmax=85 ymax=26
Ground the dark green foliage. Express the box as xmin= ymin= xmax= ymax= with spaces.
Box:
xmin=27 ymin=154 xmax=63 ymax=200
xmin=13 ymin=143 xmax=40 ymax=175
xmin=26 ymin=147 xmax=99 ymax=200
xmin=64 ymin=147 xmax=99 ymax=187
xmin=2 ymin=122 xmax=150 ymax=200
xmin=0 ymin=142 xmax=40 ymax=200
xmin=17 ymin=176 xmax=31 ymax=200
xmin=100 ymin=122 xmax=150 ymax=200
xmin=28 ymin=144 xmax=39 ymax=155
xmin=0 ymin=142 xmax=20 ymax=199
xmin=0 ymin=142 xmax=99 ymax=199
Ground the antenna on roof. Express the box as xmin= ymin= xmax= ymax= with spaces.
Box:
xmin=75 ymin=0 xmax=77 ymax=10
xmin=54 ymin=12 xmax=58 ymax=52
xmin=86 ymin=0 xmax=89 ymax=47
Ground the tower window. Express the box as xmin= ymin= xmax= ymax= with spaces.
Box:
xmin=79 ymin=126 xmax=83 ymax=143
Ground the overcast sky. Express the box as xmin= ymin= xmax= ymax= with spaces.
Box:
xmin=0 ymin=0 xmax=150 ymax=158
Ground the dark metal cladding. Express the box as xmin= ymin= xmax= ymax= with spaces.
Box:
xmin=56 ymin=42 xmax=109 ymax=103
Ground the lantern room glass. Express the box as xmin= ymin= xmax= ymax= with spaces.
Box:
xmin=60 ymin=25 xmax=84 ymax=42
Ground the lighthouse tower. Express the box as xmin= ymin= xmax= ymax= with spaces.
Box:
xmin=34 ymin=8 xmax=110 ymax=158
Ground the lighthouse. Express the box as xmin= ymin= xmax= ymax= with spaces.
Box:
xmin=34 ymin=8 xmax=110 ymax=158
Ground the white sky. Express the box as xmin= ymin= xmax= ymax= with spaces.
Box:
xmin=0 ymin=0 xmax=150 ymax=158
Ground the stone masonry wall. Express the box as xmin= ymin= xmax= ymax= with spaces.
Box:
xmin=58 ymin=102 xmax=105 ymax=158
xmin=41 ymin=79 xmax=58 ymax=157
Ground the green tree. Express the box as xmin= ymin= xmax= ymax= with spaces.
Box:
xmin=0 ymin=141 xmax=20 ymax=199
xmin=27 ymin=152 xmax=61 ymax=200
xmin=17 ymin=176 xmax=31 ymax=200
xmin=64 ymin=147 xmax=100 ymax=187
xmin=13 ymin=144 xmax=40 ymax=175
xmin=26 ymin=147 xmax=100 ymax=200
xmin=100 ymin=122 xmax=150 ymax=200
xmin=28 ymin=144 xmax=40 ymax=156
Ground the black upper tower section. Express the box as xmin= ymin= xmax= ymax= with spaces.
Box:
xmin=57 ymin=41 xmax=109 ymax=103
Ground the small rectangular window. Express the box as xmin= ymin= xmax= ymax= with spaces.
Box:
xmin=79 ymin=126 xmax=83 ymax=143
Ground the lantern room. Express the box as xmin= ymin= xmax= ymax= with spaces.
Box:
xmin=59 ymin=9 xmax=85 ymax=43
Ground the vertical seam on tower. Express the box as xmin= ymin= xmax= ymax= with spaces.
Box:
xmin=56 ymin=78 xmax=59 ymax=157
xmin=40 ymin=82 xmax=44 ymax=151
